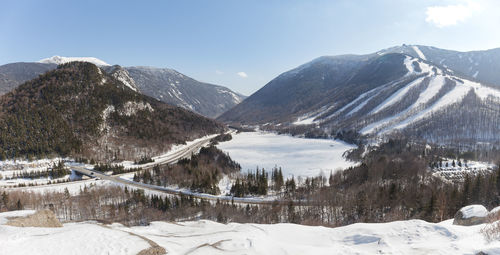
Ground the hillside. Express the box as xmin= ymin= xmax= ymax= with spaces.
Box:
xmin=122 ymin=66 xmax=245 ymax=118
xmin=0 ymin=62 xmax=224 ymax=161
xmin=0 ymin=58 xmax=245 ymax=118
xmin=218 ymin=52 xmax=500 ymax=146
xmin=0 ymin=62 xmax=56 ymax=95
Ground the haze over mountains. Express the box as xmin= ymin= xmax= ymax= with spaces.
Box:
xmin=0 ymin=56 xmax=245 ymax=118
xmin=219 ymin=45 xmax=500 ymax=146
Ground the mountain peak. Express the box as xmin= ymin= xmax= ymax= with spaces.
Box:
xmin=39 ymin=56 xmax=110 ymax=66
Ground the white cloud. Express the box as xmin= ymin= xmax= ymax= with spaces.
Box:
xmin=237 ymin=72 xmax=248 ymax=78
xmin=215 ymin=70 xmax=224 ymax=75
xmin=425 ymin=1 xmax=480 ymax=28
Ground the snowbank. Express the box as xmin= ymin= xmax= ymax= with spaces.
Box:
xmin=0 ymin=211 xmax=149 ymax=255
xmin=2 ymin=210 xmax=500 ymax=254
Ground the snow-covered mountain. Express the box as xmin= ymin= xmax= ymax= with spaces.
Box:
xmin=125 ymin=66 xmax=246 ymax=118
xmin=219 ymin=50 xmax=500 ymax=146
xmin=0 ymin=61 xmax=224 ymax=161
xmin=0 ymin=62 xmax=56 ymax=95
xmin=0 ymin=60 xmax=245 ymax=118
xmin=38 ymin=56 xmax=110 ymax=66
xmin=380 ymin=45 xmax=500 ymax=87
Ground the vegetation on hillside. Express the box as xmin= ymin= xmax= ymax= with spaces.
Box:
xmin=0 ymin=62 xmax=224 ymax=161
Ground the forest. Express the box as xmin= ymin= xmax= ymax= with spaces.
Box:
xmin=0 ymin=62 xmax=224 ymax=161
xmin=2 ymin=139 xmax=498 ymax=227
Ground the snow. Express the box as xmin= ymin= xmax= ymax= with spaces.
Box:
xmin=292 ymin=105 xmax=337 ymax=125
xmin=119 ymin=101 xmax=153 ymax=116
xmin=217 ymin=132 xmax=357 ymax=178
xmin=293 ymin=116 xmax=316 ymax=125
xmin=359 ymin=73 xmax=500 ymax=135
xmin=370 ymin=76 xmax=425 ymax=114
xmin=217 ymin=88 xmax=243 ymax=104
xmin=459 ymin=205 xmax=488 ymax=218
xmin=413 ymin=75 xmax=445 ymax=106
xmin=38 ymin=56 xmax=110 ymax=66
xmin=386 ymin=78 xmax=500 ymax=132
xmin=119 ymin=133 xmax=219 ymax=170
xmin=0 ymin=219 xmax=149 ymax=255
xmin=490 ymin=206 xmax=500 ymax=215
xmin=99 ymin=105 xmax=115 ymax=132
xmin=412 ymin=45 xmax=427 ymax=60
xmin=6 ymin=179 xmax=114 ymax=195
xmin=360 ymin=75 xmax=445 ymax=135
xmin=97 ymin=67 xmax=107 ymax=84
xmin=403 ymin=56 xmax=414 ymax=73
xmin=0 ymin=158 xmax=65 ymax=179
xmin=2 ymin=210 xmax=500 ymax=254
xmin=217 ymin=174 xmax=234 ymax=196
xmin=112 ymin=69 xmax=137 ymax=91
xmin=0 ymin=210 xmax=36 ymax=225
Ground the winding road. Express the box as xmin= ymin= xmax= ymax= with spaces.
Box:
xmin=70 ymin=130 xmax=287 ymax=205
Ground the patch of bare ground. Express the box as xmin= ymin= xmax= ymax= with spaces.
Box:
xmin=6 ymin=210 xmax=62 ymax=228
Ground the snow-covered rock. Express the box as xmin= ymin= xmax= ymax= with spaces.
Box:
xmin=453 ymin=205 xmax=488 ymax=226
xmin=107 ymin=66 xmax=138 ymax=91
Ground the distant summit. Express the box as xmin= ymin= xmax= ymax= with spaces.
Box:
xmin=39 ymin=56 xmax=110 ymax=66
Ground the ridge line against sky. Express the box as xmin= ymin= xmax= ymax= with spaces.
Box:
xmin=1 ymin=0 xmax=499 ymax=95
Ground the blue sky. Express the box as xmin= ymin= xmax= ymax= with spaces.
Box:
xmin=1 ymin=0 xmax=499 ymax=95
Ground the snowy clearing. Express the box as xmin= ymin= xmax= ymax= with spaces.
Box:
xmin=4 ymin=179 xmax=113 ymax=196
xmin=217 ymin=132 xmax=357 ymax=178
xmin=2 ymin=210 xmax=500 ymax=254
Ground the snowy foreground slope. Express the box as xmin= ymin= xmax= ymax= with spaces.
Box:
xmin=2 ymin=211 xmax=500 ymax=254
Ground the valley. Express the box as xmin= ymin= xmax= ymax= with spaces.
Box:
xmin=2 ymin=3 xmax=500 ymax=252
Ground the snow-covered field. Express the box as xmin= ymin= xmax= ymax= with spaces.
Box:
xmin=2 ymin=210 xmax=500 ymax=254
xmin=217 ymin=132 xmax=357 ymax=179
xmin=4 ymin=179 xmax=113 ymax=195
xmin=0 ymin=158 xmax=64 ymax=178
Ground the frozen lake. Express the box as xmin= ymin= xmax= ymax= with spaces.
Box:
xmin=217 ymin=132 xmax=358 ymax=178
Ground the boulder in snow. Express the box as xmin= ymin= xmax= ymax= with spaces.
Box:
xmin=453 ymin=205 xmax=488 ymax=226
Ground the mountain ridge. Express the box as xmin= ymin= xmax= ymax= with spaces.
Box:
xmin=218 ymin=48 xmax=500 ymax=146
xmin=0 ymin=62 xmax=224 ymax=161
xmin=0 ymin=59 xmax=245 ymax=118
